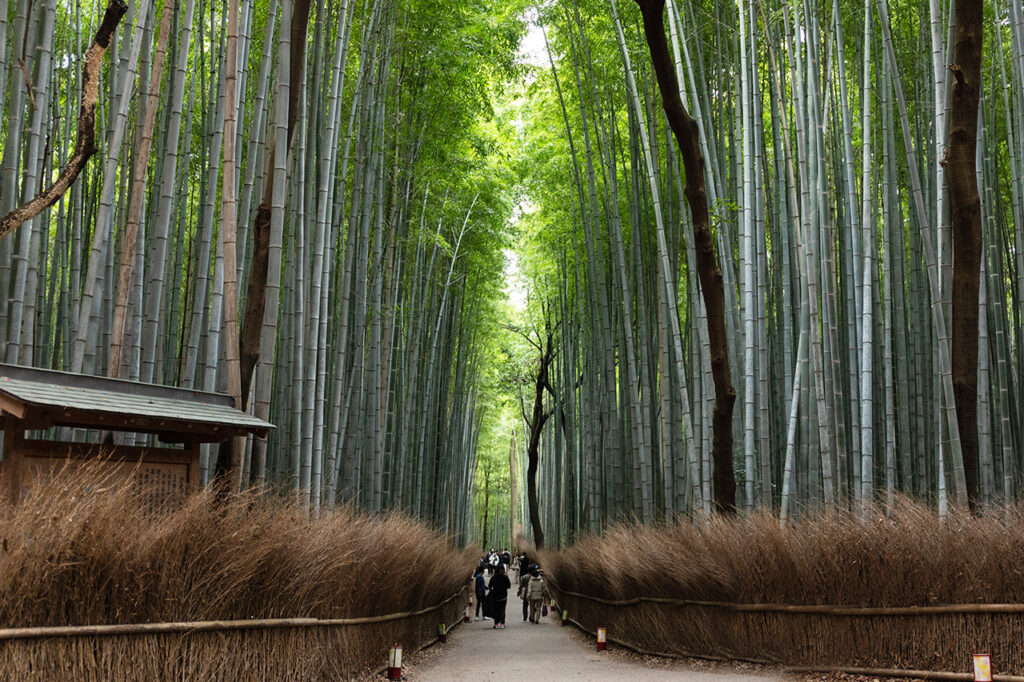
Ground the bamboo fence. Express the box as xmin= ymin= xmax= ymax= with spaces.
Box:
xmin=0 ymin=586 xmax=470 ymax=680
xmin=550 ymin=582 xmax=1024 ymax=675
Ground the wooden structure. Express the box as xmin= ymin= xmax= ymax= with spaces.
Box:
xmin=0 ymin=364 xmax=272 ymax=505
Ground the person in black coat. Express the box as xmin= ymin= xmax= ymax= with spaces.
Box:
xmin=487 ymin=566 xmax=512 ymax=629
xmin=474 ymin=568 xmax=487 ymax=620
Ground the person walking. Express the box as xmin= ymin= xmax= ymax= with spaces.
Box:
xmin=517 ymin=563 xmax=533 ymax=622
xmin=474 ymin=568 xmax=487 ymax=620
xmin=487 ymin=565 xmax=512 ymax=629
xmin=525 ymin=567 xmax=549 ymax=624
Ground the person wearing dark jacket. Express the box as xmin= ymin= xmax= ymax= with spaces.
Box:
xmin=474 ymin=568 xmax=487 ymax=620
xmin=487 ymin=566 xmax=512 ymax=629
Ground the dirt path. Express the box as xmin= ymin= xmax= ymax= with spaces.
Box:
xmin=408 ymin=589 xmax=783 ymax=681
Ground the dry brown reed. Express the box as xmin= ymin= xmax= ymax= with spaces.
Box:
xmin=541 ymin=499 xmax=1024 ymax=674
xmin=0 ymin=466 xmax=475 ymax=680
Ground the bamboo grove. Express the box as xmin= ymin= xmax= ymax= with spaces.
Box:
xmin=513 ymin=0 xmax=1024 ymax=545
xmin=4 ymin=0 xmax=1024 ymax=549
xmin=0 ymin=0 xmax=526 ymax=541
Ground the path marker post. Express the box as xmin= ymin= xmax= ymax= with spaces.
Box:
xmin=973 ymin=653 xmax=992 ymax=682
xmin=596 ymin=627 xmax=607 ymax=651
xmin=387 ymin=643 xmax=403 ymax=680
xmin=438 ymin=623 xmax=448 ymax=643
xmin=561 ymin=609 xmax=568 ymax=626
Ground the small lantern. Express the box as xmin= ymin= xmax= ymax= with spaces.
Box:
xmin=464 ymin=604 xmax=472 ymax=622
xmin=438 ymin=623 xmax=448 ymax=643
xmin=596 ymin=627 xmax=607 ymax=651
xmin=387 ymin=643 xmax=403 ymax=680
xmin=973 ymin=654 xmax=992 ymax=682
xmin=561 ymin=609 xmax=569 ymax=626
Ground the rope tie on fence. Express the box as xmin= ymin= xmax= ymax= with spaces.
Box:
xmin=0 ymin=585 xmax=468 ymax=641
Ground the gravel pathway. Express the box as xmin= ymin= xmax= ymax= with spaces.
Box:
xmin=407 ymin=591 xmax=784 ymax=681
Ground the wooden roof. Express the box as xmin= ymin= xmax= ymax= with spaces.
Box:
xmin=0 ymin=364 xmax=272 ymax=442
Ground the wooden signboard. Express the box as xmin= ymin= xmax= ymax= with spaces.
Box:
xmin=0 ymin=363 xmax=272 ymax=511
xmin=4 ymin=427 xmax=200 ymax=512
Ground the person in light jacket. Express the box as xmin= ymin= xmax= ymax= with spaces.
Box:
xmin=517 ymin=564 xmax=534 ymax=621
xmin=525 ymin=567 xmax=549 ymax=624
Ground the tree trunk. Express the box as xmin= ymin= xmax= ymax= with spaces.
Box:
xmin=109 ymin=0 xmax=172 ymax=378
xmin=216 ymin=0 xmax=244 ymax=490
xmin=239 ymin=0 xmax=312 ymax=408
xmin=633 ymin=0 xmax=736 ymax=513
xmin=946 ymin=0 xmax=983 ymax=507
xmin=508 ymin=434 xmax=519 ymax=539
xmin=481 ymin=466 xmax=490 ymax=547
xmin=525 ymin=325 xmax=555 ymax=549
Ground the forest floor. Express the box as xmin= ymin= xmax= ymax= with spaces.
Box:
xmin=396 ymin=588 xmax=783 ymax=681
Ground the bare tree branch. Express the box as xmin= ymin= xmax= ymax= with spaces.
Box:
xmin=505 ymin=323 xmax=544 ymax=353
xmin=0 ymin=0 xmax=128 ymax=239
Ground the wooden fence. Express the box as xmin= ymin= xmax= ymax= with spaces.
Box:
xmin=549 ymin=581 xmax=1024 ymax=679
xmin=0 ymin=586 xmax=470 ymax=680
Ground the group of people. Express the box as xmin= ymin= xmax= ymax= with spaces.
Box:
xmin=473 ymin=550 xmax=550 ymax=630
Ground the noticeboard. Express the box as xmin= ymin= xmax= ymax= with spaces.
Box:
xmin=4 ymin=430 xmax=200 ymax=512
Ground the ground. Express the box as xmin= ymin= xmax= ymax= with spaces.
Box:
xmin=397 ymin=588 xmax=784 ymax=681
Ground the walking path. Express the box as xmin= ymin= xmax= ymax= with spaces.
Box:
xmin=411 ymin=585 xmax=782 ymax=681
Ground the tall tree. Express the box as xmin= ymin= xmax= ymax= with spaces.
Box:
xmin=511 ymin=316 xmax=558 ymax=549
xmin=946 ymin=0 xmax=984 ymax=507
xmin=632 ymin=0 xmax=737 ymax=513
xmin=238 ymin=0 xmax=313 ymax=409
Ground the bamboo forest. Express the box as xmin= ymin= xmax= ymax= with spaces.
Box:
xmin=0 ymin=0 xmax=1022 ymax=536
xmin=4 ymin=0 xmax=1024 ymax=676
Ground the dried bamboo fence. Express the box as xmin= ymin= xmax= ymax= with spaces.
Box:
xmin=0 ymin=585 xmax=470 ymax=681
xmin=549 ymin=581 xmax=1024 ymax=678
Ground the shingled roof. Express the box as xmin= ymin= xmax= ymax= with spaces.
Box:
xmin=0 ymin=364 xmax=272 ymax=442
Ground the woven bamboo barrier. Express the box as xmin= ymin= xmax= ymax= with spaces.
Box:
xmin=550 ymin=582 xmax=1024 ymax=676
xmin=560 ymin=612 xmax=1024 ymax=681
xmin=0 ymin=586 xmax=470 ymax=681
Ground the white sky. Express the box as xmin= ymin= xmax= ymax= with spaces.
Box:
xmin=503 ymin=13 xmax=548 ymax=313
xmin=516 ymin=9 xmax=549 ymax=69
xmin=503 ymin=248 xmax=528 ymax=311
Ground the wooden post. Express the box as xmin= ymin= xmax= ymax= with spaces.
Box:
xmin=2 ymin=419 xmax=25 ymax=505
xmin=185 ymin=439 xmax=201 ymax=492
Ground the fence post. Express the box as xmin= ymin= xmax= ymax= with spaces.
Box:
xmin=387 ymin=643 xmax=402 ymax=680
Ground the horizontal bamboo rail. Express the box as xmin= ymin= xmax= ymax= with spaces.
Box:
xmin=549 ymin=582 xmax=1024 ymax=616
xmin=561 ymin=613 xmax=1024 ymax=682
xmin=0 ymin=586 xmax=468 ymax=641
